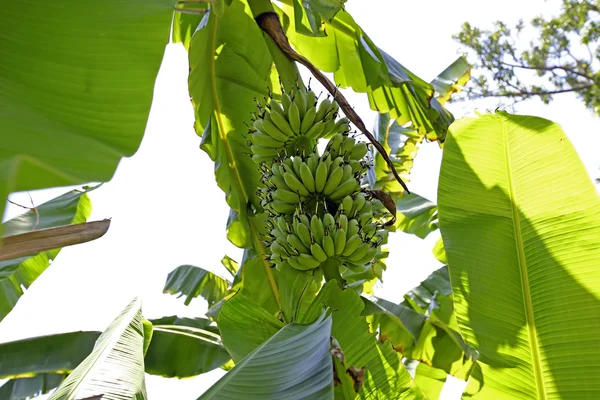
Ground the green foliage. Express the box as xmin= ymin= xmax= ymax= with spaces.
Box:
xmin=163 ymin=265 xmax=230 ymax=306
xmin=1 ymin=187 xmax=94 ymax=322
xmin=0 ymin=0 xmax=175 ymax=222
xmin=439 ymin=112 xmax=600 ymax=398
xmin=199 ymin=313 xmax=334 ymax=400
xmin=49 ymin=298 xmax=148 ymax=400
xmin=455 ymin=1 xmax=600 ymax=113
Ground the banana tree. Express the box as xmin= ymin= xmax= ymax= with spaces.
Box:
xmin=1 ymin=0 xmax=599 ymax=399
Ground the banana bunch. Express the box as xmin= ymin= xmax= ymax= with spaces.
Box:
xmin=249 ymin=88 xmax=351 ymax=163
xmin=267 ymin=194 xmax=386 ymax=272
xmin=260 ymin=151 xmax=363 ymax=215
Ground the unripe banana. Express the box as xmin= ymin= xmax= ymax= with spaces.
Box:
xmin=270 ymin=241 xmax=284 ymax=256
xmin=338 ymin=213 xmax=348 ymax=232
xmin=329 ymin=178 xmax=359 ymax=201
xmin=296 ymin=222 xmax=312 ymax=248
xmin=305 ymin=120 xmax=325 ymax=139
xmin=351 ymin=193 xmax=366 ymax=216
xmin=322 ymin=167 xmax=344 ymax=196
xmin=355 ymin=247 xmax=377 ymax=264
xmin=347 ymin=220 xmax=359 ymax=238
xmin=271 ymin=175 xmax=291 ymax=191
xmin=334 ymin=229 xmax=346 ymax=255
xmin=300 ymin=106 xmax=317 ymax=134
xmin=261 ymin=117 xmax=290 ymax=142
xmin=340 ymin=137 xmax=355 ymax=156
xmin=294 ymin=90 xmax=307 ymax=119
xmin=281 ymin=92 xmax=292 ymax=114
xmin=329 ymin=101 xmax=340 ymax=117
xmin=288 ymin=102 xmax=301 ymax=134
xmin=271 ymin=228 xmax=286 ymax=241
xmin=270 ymin=100 xmax=286 ymax=120
xmin=288 ymin=233 xmax=309 ymax=253
xmin=292 ymin=156 xmax=303 ymax=177
xmin=298 ymin=253 xmax=320 ymax=269
xmin=345 ymin=262 xmax=368 ymax=273
xmin=326 ymin=134 xmax=343 ymax=153
xmin=252 ymin=154 xmax=274 ymax=164
xmin=358 ymin=212 xmax=373 ymax=225
xmin=272 ymin=200 xmax=296 ymax=214
xmin=272 ymin=189 xmax=300 ymax=204
xmin=306 ymin=154 xmax=318 ymax=176
xmin=310 ymin=242 xmax=328 ymax=262
xmin=277 ymin=216 xmax=289 ymax=234
xmin=349 ymin=160 xmax=363 ymax=174
xmin=251 ymin=144 xmax=278 ymax=157
xmin=341 ymin=195 xmax=353 ymax=213
xmin=322 ymin=234 xmax=335 ymax=257
xmin=299 ymin=214 xmax=310 ymax=227
xmin=314 ymin=160 xmax=329 ymax=193
xmin=310 ymin=215 xmax=324 ymax=244
xmin=341 ymin=164 xmax=353 ymax=182
xmin=252 ymin=132 xmax=285 ymax=148
xmin=323 ymin=213 xmax=336 ymax=230
xmin=350 ymin=143 xmax=369 ymax=160
xmin=334 ymin=117 xmax=350 ymax=132
xmin=347 ymin=242 xmax=370 ymax=262
xmin=342 ymin=234 xmax=362 ymax=257
xmin=359 ymin=200 xmax=372 ymax=214
xmin=270 ymin=108 xmax=296 ymax=137
xmin=315 ymin=98 xmax=331 ymax=121
xmin=284 ymin=172 xmax=310 ymax=197
xmin=299 ymin=162 xmax=316 ymax=193
xmin=288 ymin=255 xmax=309 ymax=270
xmin=305 ymin=90 xmax=317 ymax=109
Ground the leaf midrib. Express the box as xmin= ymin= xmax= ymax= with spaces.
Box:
xmin=502 ymin=117 xmax=546 ymax=399
xmin=208 ymin=12 xmax=281 ymax=312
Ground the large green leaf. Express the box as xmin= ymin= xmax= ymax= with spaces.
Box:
xmin=0 ymin=373 xmax=66 ymax=400
xmin=302 ymin=281 xmax=425 ymax=399
xmin=163 ymin=265 xmax=230 ymax=306
xmin=412 ymin=363 xmax=447 ymax=400
xmin=431 ymin=56 xmax=471 ymax=105
xmin=189 ymin=1 xmax=281 ymax=309
xmin=145 ymin=316 xmax=230 ymax=378
xmin=0 ymin=0 xmax=175 ymax=222
xmin=0 ymin=332 xmax=99 ymax=378
xmin=217 ymin=293 xmax=284 ymax=362
xmin=199 ymin=313 xmax=334 ymax=400
xmin=438 ymin=112 xmax=600 ymax=399
xmin=49 ymin=298 xmax=148 ymax=400
xmin=0 ymin=187 xmax=93 ymax=322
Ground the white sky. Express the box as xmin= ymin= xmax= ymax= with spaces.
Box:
xmin=2 ymin=1 xmax=599 ymax=399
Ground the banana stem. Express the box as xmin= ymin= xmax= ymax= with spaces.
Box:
xmin=320 ymin=258 xmax=346 ymax=286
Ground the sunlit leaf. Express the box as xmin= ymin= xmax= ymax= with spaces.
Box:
xmin=163 ymin=265 xmax=230 ymax=306
xmin=439 ymin=112 xmax=600 ymax=398
xmin=0 ymin=0 xmax=175 ymax=223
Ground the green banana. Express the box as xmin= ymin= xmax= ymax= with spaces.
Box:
xmin=323 ymin=213 xmax=336 ymax=230
xmin=294 ymin=90 xmax=307 ymax=119
xmin=347 ymin=220 xmax=360 ymax=238
xmin=270 ymin=100 xmax=286 ymax=120
xmin=299 ymin=214 xmax=310 ymax=226
xmin=298 ymin=253 xmax=320 ymax=269
xmin=252 ymin=154 xmax=274 ymax=164
xmin=314 ymin=160 xmax=328 ymax=193
xmin=347 ymin=242 xmax=370 ymax=262
xmin=322 ymin=166 xmax=344 ymax=196
xmin=261 ymin=117 xmax=290 ymax=142
xmin=292 ymin=156 xmax=303 ymax=177
xmin=329 ymin=178 xmax=359 ymax=201
xmin=338 ymin=213 xmax=348 ymax=232
xmin=315 ymin=98 xmax=331 ymax=121
xmin=288 ymin=102 xmax=301 ymax=134
xmin=350 ymin=143 xmax=369 ymax=160
xmin=341 ymin=164 xmax=353 ymax=182
xmin=296 ymin=222 xmax=312 ymax=248
xmin=299 ymin=162 xmax=316 ymax=193
xmin=334 ymin=229 xmax=346 ymax=255
xmin=322 ymin=234 xmax=335 ymax=257
xmin=300 ymin=106 xmax=316 ymax=134
xmin=272 ymin=189 xmax=300 ymax=204
xmin=306 ymin=154 xmax=318 ymax=176
xmin=355 ymin=247 xmax=377 ymax=264
xmin=281 ymin=92 xmax=292 ymax=114
xmin=252 ymin=132 xmax=285 ymax=148
xmin=342 ymin=234 xmax=362 ymax=257
xmin=270 ymin=108 xmax=296 ymax=137
xmin=251 ymin=144 xmax=278 ymax=157
xmin=287 ymin=233 xmax=309 ymax=253
xmin=271 ymin=175 xmax=291 ymax=191
xmin=340 ymin=137 xmax=355 ymax=156
xmin=310 ymin=215 xmax=324 ymax=244
xmin=272 ymin=201 xmax=296 ymax=214
xmin=284 ymin=172 xmax=310 ymax=197
xmin=305 ymin=120 xmax=325 ymax=139
xmin=277 ymin=216 xmax=289 ymax=234
xmin=288 ymin=255 xmax=310 ymax=270
xmin=341 ymin=195 xmax=353 ymax=213
xmin=310 ymin=242 xmax=328 ymax=262
xmin=305 ymin=90 xmax=317 ymax=110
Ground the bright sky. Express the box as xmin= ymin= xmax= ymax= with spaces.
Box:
xmin=2 ymin=1 xmax=599 ymax=399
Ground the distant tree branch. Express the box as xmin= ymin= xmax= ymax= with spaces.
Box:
xmin=464 ymin=84 xmax=593 ymax=99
